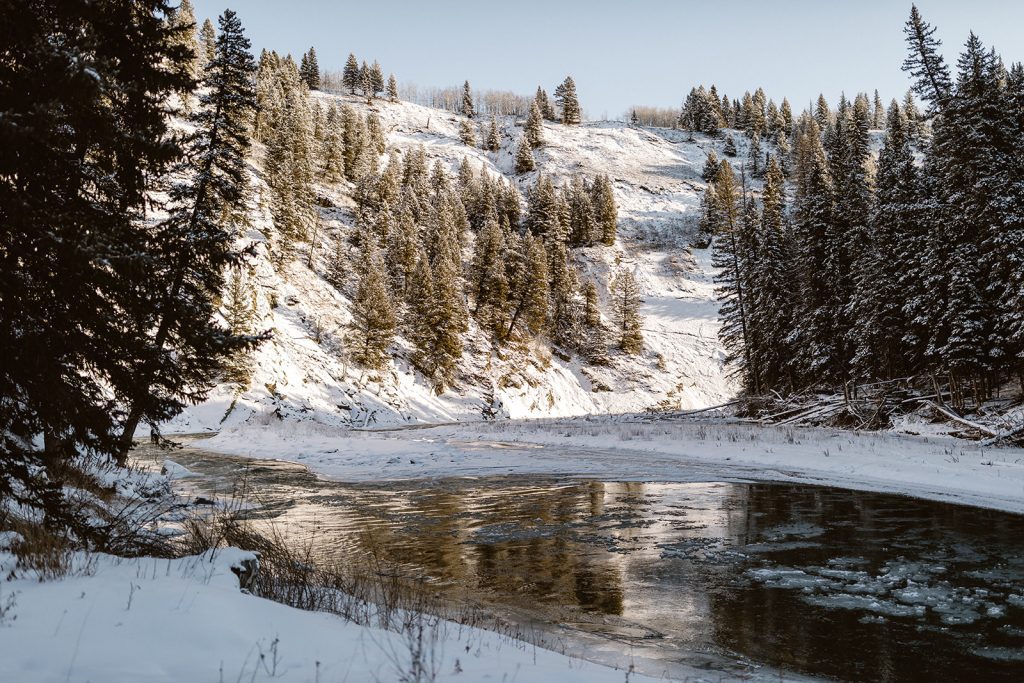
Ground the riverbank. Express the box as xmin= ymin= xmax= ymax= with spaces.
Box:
xmin=201 ymin=417 xmax=1024 ymax=514
xmin=0 ymin=545 xmax=674 ymax=683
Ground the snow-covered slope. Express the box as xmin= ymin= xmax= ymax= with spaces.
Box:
xmin=169 ymin=95 xmax=742 ymax=434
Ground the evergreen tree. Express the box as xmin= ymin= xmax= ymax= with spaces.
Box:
xmin=116 ymin=8 xmax=261 ymax=458
xmin=581 ymin=280 xmax=610 ymax=365
xmin=515 ymin=136 xmax=535 ymax=173
xmin=566 ymin=175 xmax=596 ymax=246
xmin=411 ymin=233 xmax=467 ymax=392
xmin=387 ymin=73 xmax=399 ymax=103
xmin=525 ymin=100 xmax=544 ymax=148
xmin=458 ymin=118 xmax=476 ymax=146
xmin=536 ymin=86 xmax=556 ymax=120
xmin=321 ymin=104 xmax=346 ymax=182
xmin=710 ymin=161 xmax=759 ymax=392
xmin=169 ymin=0 xmax=200 ymax=81
xmin=486 ymin=115 xmax=501 ymax=151
xmin=547 ymin=241 xmax=583 ymax=349
xmin=200 ymin=18 xmax=217 ymax=69
xmin=1 ymin=0 xmax=194 ymax=504
xmin=462 ymin=80 xmax=474 ymax=118
xmin=723 ymin=135 xmax=738 ymax=157
xmin=748 ymin=158 xmax=793 ymax=391
xmin=702 ymin=150 xmax=720 ymax=182
xmin=903 ymin=4 xmax=953 ymax=113
xmin=747 ymin=133 xmax=763 ymax=177
xmin=554 ymin=76 xmax=581 ymax=124
xmin=505 ymin=232 xmax=550 ymax=339
xmin=343 ymin=53 xmax=360 ymax=94
xmin=347 ymin=233 xmax=397 ymax=370
xmin=591 ymin=174 xmax=617 ymax=246
xmin=370 ymin=61 xmax=385 ymax=96
xmin=611 ymin=268 xmax=644 ymax=354
xmin=470 ymin=216 xmax=510 ymax=336
xmin=299 ymin=47 xmax=320 ymax=90
xmin=221 ymin=266 xmax=259 ymax=391
xmin=872 ymin=89 xmax=886 ymax=128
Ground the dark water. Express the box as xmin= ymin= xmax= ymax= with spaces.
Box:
xmin=149 ymin=447 xmax=1024 ymax=682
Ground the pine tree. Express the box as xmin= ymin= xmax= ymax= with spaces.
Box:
xmin=299 ymin=47 xmax=320 ymax=90
xmin=505 ymin=232 xmax=550 ymax=339
xmin=554 ymin=76 xmax=581 ymax=124
xmin=536 ymin=86 xmax=556 ymax=120
xmin=525 ymin=100 xmax=544 ymax=148
xmin=370 ymin=60 xmax=385 ymax=96
xmin=710 ymin=161 xmax=759 ymax=391
xmin=169 ymin=0 xmax=200 ymax=81
xmin=903 ymin=4 xmax=953 ymax=113
xmin=702 ymin=150 xmax=720 ymax=182
xmin=347 ymin=233 xmax=397 ymax=370
xmin=1 ymin=0 xmax=194 ymax=503
xmin=265 ymin=69 xmax=317 ymax=254
xmin=515 ymin=136 xmax=535 ymax=173
xmin=462 ymin=80 xmax=474 ymax=118
xmin=485 ymin=115 xmax=501 ymax=151
xmin=611 ymin=268 xmax=644 ymax=354
xmin=200 ymin=18 xmax=217 ymax=69
xmin=115 ymin=8 xmax=261 ymax=460
xmin=221 ymin=266 xmax=259 ymax=390
xmin=723 ymin=135 xmax=738 ymax=157
xmin=386 ymin=199 xmax=419 ymax=299
xmin=872 ymin=89 xmax=885 ymax=128
xmin=321 ymin=105 xmax=346 ymax=182
xmin=359 ymin=60 xmax=372 ymax=100
xmin=387 ymin=73 xmax=399 ymax=103
xmin=470 ymin=216 xmax=509 ymax=336
xmin=749 ymin=158 xmax=793 ymax=391
xmin=581 ymin=280 xmax=610 ymax=365
xmin=591 ymin=174 xmax=617 ymax=245
xmin=343 ymin=53 xmax=360 ymax=94
xmin=547 ymin=241 xmax=582 ymax=349
xmin=458 ymin=118 xmax=476 ymax=146
xmin=789 ymin=115 xmax=840 ymax=388
xmin=747 ymin=133 xmax=763 ymax=177
xmin=411 ymin=229 xmax=468 ymax=392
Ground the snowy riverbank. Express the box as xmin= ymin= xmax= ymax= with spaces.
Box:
xmin=0 ymin=547 xmax=671 ymax=683
xmin=201 ymin=417 xmax=1024 ymax=514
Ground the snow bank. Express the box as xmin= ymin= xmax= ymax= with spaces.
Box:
xmin=0 ymin=548 xmax=663 ymax=683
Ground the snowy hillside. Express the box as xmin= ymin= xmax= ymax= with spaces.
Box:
xmin=169 ymin=94 xmax=745 ymax=434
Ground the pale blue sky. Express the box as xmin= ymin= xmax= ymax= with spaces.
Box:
xmin=192 ymin=1 xmax=1024 ymax=119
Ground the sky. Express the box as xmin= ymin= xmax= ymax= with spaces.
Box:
xmin=191 ymin=0 xmax=1024 ymax=119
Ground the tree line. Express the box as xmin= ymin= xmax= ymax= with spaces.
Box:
xmin=708 ymin=5 xmax=1024 ymax=412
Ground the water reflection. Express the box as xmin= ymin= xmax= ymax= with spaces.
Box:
xmin=153 ymin=450 xmax=1024 ymax=682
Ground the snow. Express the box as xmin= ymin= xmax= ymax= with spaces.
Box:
xmin=0 ymin=549 xmax=668 ymax=683
xmin=203 ymin=417 xmax=1024 ymax=514
xmin=161 ymin=93 xmax=740 ymax=436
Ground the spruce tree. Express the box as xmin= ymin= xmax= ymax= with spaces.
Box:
xmin=515 ymin=136 xmax=535 ymax=173
xmin=536 ymin=86 xmax=556 ymax=120
xmin=200 ymin=18 xmax=217 ymax=69
xmin=299 ymin=47 xmax=320 ymax=90
xmin=486 ymin=115 xmax=501 ymax=151
xmin=347 ymin=233 xmax=397 ymax=370
xmin=343 ymin=53 xmax=360 ymax=94
xmin=221 ymin=266 xmax=259 ymax=391
xmin=611 ymin=268 xmax=644 ymax=354
xmin=459 ymin=118 xmax=476 ymax=146
xmin=903 ymin=4 xmax=953 ymax=113
xmin=555 ymin=76 xmax=581 ymax=124
xmin=470 ymin=216 xmax=510 ymax=336
xmin=710 ymin=161 xmax=759 ymax=392
xmin=581 ymin=280 xmax=610 ymax=365
xmin=723 ymin=135 xmax=738 ymax=157
xmin=370 ymin=61 xmax=385 ymax=96
xmin=116 ymin=8 xmax=261 ymax=459
xmin=702 ymin=150 xmax=720 ymax=182
xmin=525 ymin=101 xmax=544 ymax=148
xmin=462 ymin=80 xmax=475 ymax=118
xmin=591 ymin=174 xmax=617 ymax=245
xmin=1 ymin=0 xmax=194 ymax=503
xmin=169 ymin=0 xmax=200 ymax=81
xmin=505 ymin=232 xmax=550 ymax=339
xmin=387 ymin=73 xmax=399 ymax=103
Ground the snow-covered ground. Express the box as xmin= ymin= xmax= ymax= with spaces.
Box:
xmin=202 ymin=417 xmax=1024 ymax=514
xmin=0 ymin=547 xmax=672 ymax=683
xmin=163 ymin=94 xmax=742 ymax=436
